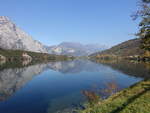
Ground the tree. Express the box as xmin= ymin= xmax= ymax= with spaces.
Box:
xmin=132 ymin=0 xmax=150 ymax=52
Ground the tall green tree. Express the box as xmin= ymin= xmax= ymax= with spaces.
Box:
xmin=133 ymin=0 xmax=150 ymax=51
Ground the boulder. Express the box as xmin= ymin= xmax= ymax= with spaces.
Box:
xmin=22 ymin=53 xmax=32 ymax=61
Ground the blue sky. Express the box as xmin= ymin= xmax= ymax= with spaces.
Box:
xmin=0 ymin=0 xmax=139 ymax=46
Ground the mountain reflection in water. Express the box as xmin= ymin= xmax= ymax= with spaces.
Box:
xmin=0 ymin=59 xmax=149 ymax=113
xmin=0 ymin=64 xmax=47 ymax=101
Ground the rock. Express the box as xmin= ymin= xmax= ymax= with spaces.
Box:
xmin=22 ymin=53 xmax=32 ymax=61
xmin=0 ymin=16 xmax=47 ymax=53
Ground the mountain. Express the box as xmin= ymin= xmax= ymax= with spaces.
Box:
xmin=91 ymin=38 xmax=145 ymax=57
xmin=0 ymin=16 xmax=47 ymax=53
xmin=46 ymin=42 xmax=107 ymax=56
xmin=0 ymin=16 xmax=107 ymax=55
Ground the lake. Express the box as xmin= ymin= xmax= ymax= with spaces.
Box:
xmin=0 ymin=59 xmax=149 ymax=113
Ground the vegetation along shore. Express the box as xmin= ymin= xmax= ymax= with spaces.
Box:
xmin=80 ymin=79 xmax=150 ymax=113
xmin=0 ymin=48 xmax=74 ymax=65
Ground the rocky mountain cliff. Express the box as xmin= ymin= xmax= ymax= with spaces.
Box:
xmin=46 ymin=42 xmax=107 ymax=56
xmin=0 ymin=16 xmax=47 ymax=53
xmin=0 ymin=16 xmax=107 ymax=56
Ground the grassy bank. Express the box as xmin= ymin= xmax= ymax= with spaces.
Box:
xmin=80 ymin=79 xmax=150 ymax=113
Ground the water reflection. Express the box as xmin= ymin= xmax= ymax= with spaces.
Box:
xmin=0 ymin=60 xmax=106 ymax=102
xmin=47 ymin=60 xmax=102 ymax=74
xmin=93 ymin=60 xmax=150 ymax=79
xmin=47 ymin=60 xmax=150 ymax=79
xmin=0 ymin=60 xmax=149 ymax=102
xmin=0 ymin=59 xmax=148 ymax=113
xmin=0 ymin=64 xmax=47 ymax=101
xmin=22 ymin=59 xmax=32 ymax=66
xmin=0 ymin=60 xmax=6 ymax=66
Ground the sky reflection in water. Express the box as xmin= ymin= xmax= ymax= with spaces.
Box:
xmin=0 ymin=60 xmax=148 ymax=113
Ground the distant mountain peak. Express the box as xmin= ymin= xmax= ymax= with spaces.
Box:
xmin=46 ymin=42 xmax=108 ymax=56
xmin=60 ymin=42 xmax=81 ymax=44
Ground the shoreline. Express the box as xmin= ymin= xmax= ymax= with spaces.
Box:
xmin=80 ymin=79 xmax=150 ymax=113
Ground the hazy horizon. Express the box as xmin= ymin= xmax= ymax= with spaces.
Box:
xmin=0 ymin=0 xmax=139 ymax=47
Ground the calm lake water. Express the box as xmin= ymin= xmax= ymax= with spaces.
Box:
xmin=0 ymin=59 xmax=149 ymax=113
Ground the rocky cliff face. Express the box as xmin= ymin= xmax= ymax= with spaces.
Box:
xmin=0 ymin=16 xmax=47 ymax=53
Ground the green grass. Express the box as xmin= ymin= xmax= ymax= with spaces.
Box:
xmin=80 ymin=79 xmax=150 ymax=113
